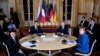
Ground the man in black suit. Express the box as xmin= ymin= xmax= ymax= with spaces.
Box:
xmin=87 ymin=19 xmax=97 ymax=35
xmin=6 ymin=30 xmax=24 ymax=56
xmin=2 ymin=17 xmax=11 ymax=43
xmin=3 ymin=17 xmax=11 ymax=32
xmin=0 ymin=20 xmax=6 ymax=53
xmin=87 ymin=19 xmax=98 ymax=42
xmin=79 ymin=16 xmax=88 ymax=28
xmin=0 ymin=20 xmax=8 ymax=42
xmin=10 ymin=7 xmax=20 ymax=28
xmin=29 ymin=21 xmax=43 ymax=35
xmin=58 ymin=22 xmax=69 ymax=35
xmin=0 ymin=8 xmax=6 ymax=21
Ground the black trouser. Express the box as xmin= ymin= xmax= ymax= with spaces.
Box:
xmin=10 ymin=53 xmax=24 ymax=56
xmin=0 ymin=43 xmax=5 ymax=53
xmin=3 ymin=35 xmax=10 ymax=44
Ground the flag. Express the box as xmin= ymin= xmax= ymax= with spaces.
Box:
xmin=53 ymin=4 xmax=57 ymax=22
xmin=41 ymin=9 xmax=46 ymax=23
xmin=49 ymin=4 xmax=54 ymax=22
xmin=40 ymin=0 xmax=46 ymax=23
xmin=53 ymin=13 xmax=57 ymax=22
xmin=45 ymin=3 xmax=50 ymax=22
xmin=36 ymin=2 xmax=42 ymax=21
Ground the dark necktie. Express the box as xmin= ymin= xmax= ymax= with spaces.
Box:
xmin=88 ymin=24 xmax=92 ymax=30
xmin=81 ymin=21 xmax=84 ymax=27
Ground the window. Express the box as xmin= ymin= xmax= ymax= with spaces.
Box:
xmin=23 ymin=0 xmax=33 ymax=21
xmin=63 ymin=0 xmax=72 ymax=21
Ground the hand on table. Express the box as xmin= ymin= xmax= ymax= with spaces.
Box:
xmin=18 ymin=49 xmax=24 ymax=54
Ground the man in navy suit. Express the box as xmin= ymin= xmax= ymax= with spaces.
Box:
xmin=6 ymin=30 xmax=24 ymax=56
xmin=58 ymin=22 xmax=69 ymax=35
xmin=29 ymin=21 xmax=43 ymax=35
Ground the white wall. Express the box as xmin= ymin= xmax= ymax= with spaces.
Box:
xmin=0 ymin=0 xmax=16 ymax=18
xmin=0 ymin=0 xmax=10 ymax=18
xmin=8 ymin=0 xmax=16 ymax=10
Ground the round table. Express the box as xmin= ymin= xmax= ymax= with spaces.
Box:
xmin=19 ymin=34 xmax=77 ymax=56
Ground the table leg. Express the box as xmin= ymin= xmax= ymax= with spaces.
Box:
xmin=52 ymin=49 xmax=61 ymax=55
xmin=48 ymin=51 xmax=52 ymax=56
xmin=58 ymin=50 xmax=61 ymax=52
xmin=37 ymin=50 xmax=40 ymax=53
xmin=28 ymin=52 xmax=37 ymax=56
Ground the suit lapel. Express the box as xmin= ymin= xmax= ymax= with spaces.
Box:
xmin=11 ymin=38 xmax=18 ymax=47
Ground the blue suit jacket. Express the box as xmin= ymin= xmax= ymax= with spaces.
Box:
xmin=29 ymin=26 xmax=43 ymax=35
xmin=58 ymin=25 xmax=69 ymax=35
xmin=76 ymin=33 xmax=90 ymax=53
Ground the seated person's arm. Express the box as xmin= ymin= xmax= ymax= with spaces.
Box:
xmin=57 ymin=26 xmax=62 ymax=34
xmin=58 ymin=26 xmax=62 ymax=33
xmin=18 ymin=42 xmax=24 ymax=54
xmin=77 ymin=36 xmax=89 ymax=48
xmin=29 ymin=27 xmax=34 ymax=35
xmin=64 ymin=26 xmax=69 ymax=35
xmin=38 ymin=26 xmax=43 ymax=33
xmin=76 ymin=39 xmax=81 ymax=47
xmin=87 ymin=30 xmax=93 ymax=34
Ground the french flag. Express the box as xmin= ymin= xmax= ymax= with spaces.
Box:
xmin=40 ymin=0 xmax=46 ymax=23
xmin=41 ymin=8 xmax=46 ymax=23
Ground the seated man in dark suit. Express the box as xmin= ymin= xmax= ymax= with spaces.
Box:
xmin=79 ymin=16 xmax=88 ymax=28
xmin=6 ymin=30 xmax=24 ymax=56
xmin=29 ymin=21 xmax=43 ymax=35
xmin=57 ymin=22 xmax=69 ymax=35
xmin=1 ymin=17 xmax=11 ymax=43
xmin=76 ymin=27 xmax=89 ymax=54
xmin=3 ymin=17 xmax=11 ymax=32
xmin=0 ymin=20 xmax=8 ymax=42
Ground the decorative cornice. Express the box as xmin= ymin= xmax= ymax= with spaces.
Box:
xmin=77 ymin=13 xmax=87 ymax=15
xmin=94 ymin=15 xmax=100 ymax=19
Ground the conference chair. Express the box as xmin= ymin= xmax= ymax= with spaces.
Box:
xmin=3 ymin=42 xmax=26 ymax=56
xmin=75 ymin=39 xmax=97 ymax=56
xmin=3 ymin=42 xmax=10 ymax=56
